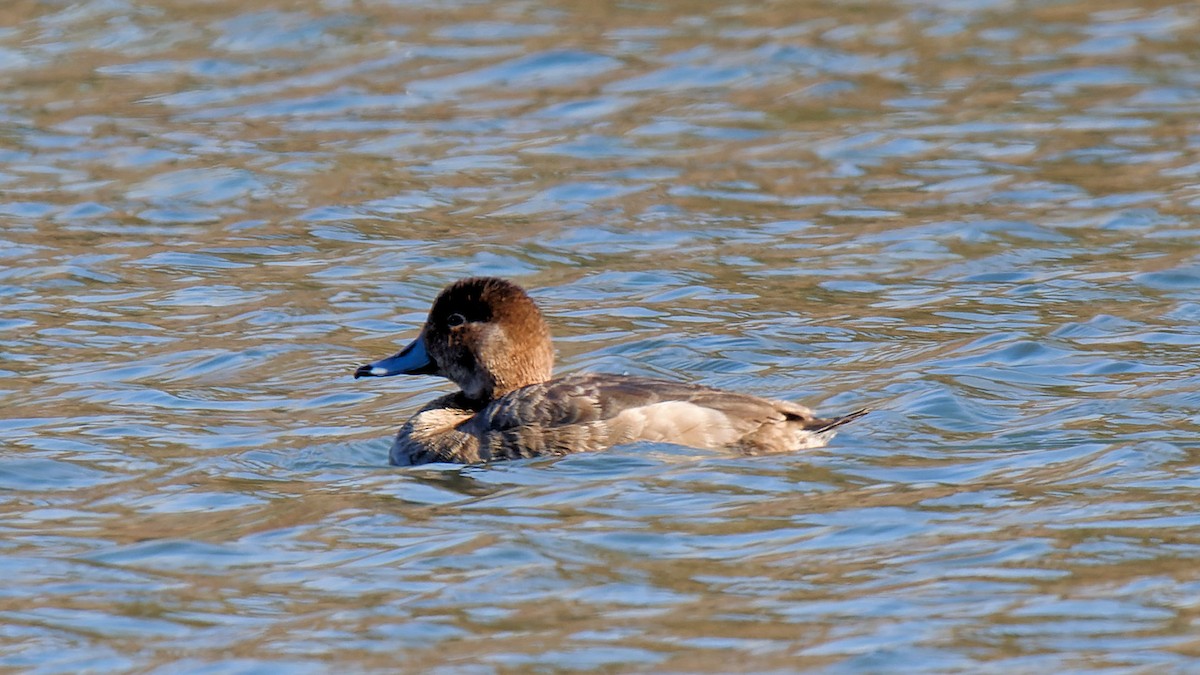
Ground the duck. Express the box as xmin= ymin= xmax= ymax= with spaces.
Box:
xmin=354 ymin=277 xmax=867 ymax=466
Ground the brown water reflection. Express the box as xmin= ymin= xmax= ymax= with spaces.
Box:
xmin=3 ymin=0 xmax=1200 ymax=671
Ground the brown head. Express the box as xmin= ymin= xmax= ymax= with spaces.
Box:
xmin=354 ymin=277 xmax=555 ymax=402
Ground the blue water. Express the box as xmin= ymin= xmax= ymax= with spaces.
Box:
xmin=3 ymin=0 xmax=1200 ymax=671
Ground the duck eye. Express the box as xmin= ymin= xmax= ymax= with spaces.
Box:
xmin=446 ymin=313 xmax=466 ymax=327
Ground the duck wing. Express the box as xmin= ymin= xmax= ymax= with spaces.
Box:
xmin=469 ymin=373 xmax=844 ymax=458
xmin=480 ymin=373 xmax=780 ymax=424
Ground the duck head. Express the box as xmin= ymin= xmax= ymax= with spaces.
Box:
xmin=354 ymin=277 xmax=555 ymax=402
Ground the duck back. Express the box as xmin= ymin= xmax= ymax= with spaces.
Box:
xmin=391 ymin=373 xmax=862 ymax=465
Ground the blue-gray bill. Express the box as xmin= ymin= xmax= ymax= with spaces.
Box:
xmin=353 ymin=336 xmax=435 ymax=379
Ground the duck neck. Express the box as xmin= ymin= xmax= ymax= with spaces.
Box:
xmin=467 ymin=326 xmax=554 ymax=401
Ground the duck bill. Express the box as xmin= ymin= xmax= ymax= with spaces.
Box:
xmin=354 ymin=333 xmax=437 ymax=379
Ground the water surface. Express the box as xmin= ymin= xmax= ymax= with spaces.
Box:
xmin=3 ymin=0 xmax=1200 ymax=671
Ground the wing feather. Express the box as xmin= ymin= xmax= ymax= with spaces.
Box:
xmin=476 ymin=373 xmax=797 ymax=432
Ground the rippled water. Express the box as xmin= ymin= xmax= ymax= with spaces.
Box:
xmin=3 ymin=0 xmax=1200 ymax=671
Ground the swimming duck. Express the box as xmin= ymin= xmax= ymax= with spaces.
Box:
xmin=355 ymin=277 xmax=867 ymax=466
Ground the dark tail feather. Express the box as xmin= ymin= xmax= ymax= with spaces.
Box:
xmin=806 ymin=408 xmax=870 ymax=434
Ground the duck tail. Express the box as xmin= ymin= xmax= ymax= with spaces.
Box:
xmin=805 ymin=408 xmax=870 ymax=434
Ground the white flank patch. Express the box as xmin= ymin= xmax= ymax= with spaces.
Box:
xmin=611 ymin=401 xmax=743 ymax=449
